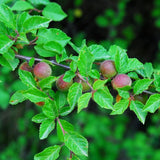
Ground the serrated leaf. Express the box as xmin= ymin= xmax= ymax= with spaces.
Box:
xmin=23 ymin=16 xmax=51 ymax=33
xmin=154 ymin=73 xmax=160 ymax=92
xmin=125 ymin=58 xmax=143 ymax=73
xmin=78 ymin=93 xmax=92 ymax=113
xmin=63 ymin=70 xmax=76 ymax=82
xmin=133 ymin=79 xmax=153 ymax=95
xmin=34 ymin=45 xmax=56 ymax=57
xmin=32 ymin=113 xmax=48 ymax=123
xmin=93 ymin=87 xmax=113 ymax=110
xmin=70 ymin=60 xmax=77 ymax=72
xmin=9 ymin=90 xmax=26 ymax=105
xmin=23 ymin=88 xmax=48 ymax=103
xmin=64 ymin=131 xmax=88 ymax=157
xmin=55 ymin=91 xmax=67 ymax=109
xmin=0 ymin=35 xmax=14 ymax=54
xmin=42 ymin=98 xmax=57 ymax=119
xmin=128 ymin=72 xmax=139 ymax=79
xmin=18 ymin=69 xmax=36 ymax=88
xmin=111 ymin=99 xmax=129 ymax=115
xmin=28 ymin=0 xmax=50 ymax=5
xmin=43 ymin=41 xmax=63 ymax=54
xmin=88 ymin=44 xmax=110 ymax=60
xmin=37 ymin=28 xmax=71 ymax=47
xmin=143 ymin=94 xmax=160 ymax=113
xmin=144 ymin=63 xmax=153 ymax=78
xmin=57 ymin=119 xmax=74 ymax=142
xmin=39 ymin=119 xmax=55 ymax=139
xmin=0 ymin=56 xmax=19 ymax=70
xmin=38 ymin=76 xmax=57 ymax=89
xmin=89 ymin=69 xmax=100 ymax=79
xmin=34 ymin=145 xmax=61 ymax=160
xmin=117 ymin=89 xmax=130 ymax=99
xmin=93 ymin=79 xmax=108 ymax=90
xmin=130 ymin=100 xmax=147 ymax=124
xmin=0 ymin=4 xmax=16 ymax=29
xmin=77 ymin=46 xmax=94 ymax=77
xmin=67 ymin=83 xmax=83 ymax=111
xmin=42 ymin=2 xmax=67 ymax=21
xmin=115 ymin=48 xmax=128 ymax=73
xmin=11 ymin=1 xmax=34 ymax=11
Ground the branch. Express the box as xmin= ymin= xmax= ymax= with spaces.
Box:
xmin=15 ymin=54 xmax=70 ymax=70
xmin=143 ymin=90 xmax=156 ymax=95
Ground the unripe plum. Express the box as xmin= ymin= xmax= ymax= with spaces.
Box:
xmin=100 ymin=60 xmax=117 ymax=78
xmin=19 ymin=62 xmax=32 ymax=72
xmin=56 ymin=74 xmax=73 ymax=92
xmin=33 ymin=62 xmax=52 ymax=79
xmin=111 ymin=74 xmax=132 ymax=89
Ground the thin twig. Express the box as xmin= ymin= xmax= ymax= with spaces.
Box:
xmin=15 ymin=54 xmax=70 ymax=69
xmin=29 ymin=8 xmax=42 ymax=13
xmin=143 ymin=90 xmax=156 ymax=95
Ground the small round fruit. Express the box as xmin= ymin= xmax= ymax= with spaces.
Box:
xmin=19 ymin=62 xmax=32 ymax=72
xmin=100 ymin=60 xmax=117 ymax=78
xmin=56 ymin=74 xmax=73 ymax=92
xmin=36 ymin=101 xmax=45 ymax=106
xmin=111 ymin=74 xmax=132 ymax=89
xmin=33 ymin=62 xmax=52 ymax=79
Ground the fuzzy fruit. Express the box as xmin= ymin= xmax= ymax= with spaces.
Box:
xmin=111 ymin=74 xmax=132 ymax=89
xmin=100 ymin=60 xmax=117 ymax=78
xmin=19 ymin=62 xmax=32 ymax=72
xmin=33 ymin=62 xmax=52 ymax=79
xmin=56 ymin=74 xmax=73 ymax=92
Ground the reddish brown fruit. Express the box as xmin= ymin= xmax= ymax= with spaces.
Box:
xmin=35 ymin=101 xmax=45 ymax=106
xmin=100 ymin=60 xmax=117 ymax=78
xmin=111 ymin=74 xmax=132 ymax=89
xmin=33 ymin=62 xmax=52 ymax=79
xmin=56 ymin=74 xmax=73 ymax=92
xmin=19 ymin=62 xmax=32 ymax=72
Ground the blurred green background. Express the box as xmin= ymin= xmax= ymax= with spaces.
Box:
xmin=1 ymin=0 xmax=160 ymax=159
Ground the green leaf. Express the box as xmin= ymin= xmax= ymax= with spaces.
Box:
xmin=23 ymin=88 xmax=48 ymax=103
xmin=93 ymin=79 xmax=108 ymax=90
xmin=39 ymin=119 xmax=55 ymax=140
xmin=42 ymin=2 xmax=67 ymax=21
xmin=154 ymin=73 xmax=160 ymax=92
xmin=144 ymin=63 xmax=153 ymax=78
xmin=130 ymin=100 xmax=147 ymax=124
xmin=32 ymin=113 xmax=48 ymax=123
xmin=18 ymin=69 xmax=36 ymax=88
xmin=11 ymin=1 xmax=34 ymax=11
xmin=63 ymin=70 xmax=76 ymax=82
xmin=38 ymin=76 xmax=57 ymax=89
xmin=55 ymin=91 xmax=67 ymax=109
xmin=28 ymin=0 xmax=50 ymax=5
xmin=64 ymin=131 xmax=88 ymax=157
xmin=115 ymin=48 xmax=128 ymax=73
xmin=77 ymin=46 xmax=94 ymax=76
xmin=93 ymin=87 xmax=113 ymax=110
xmin=67 ymin=83 xmax=83 ymax=111
xmin=0 ymin=35 xmax=14 ymax=54
xmin=125 ymin=58 xmax=143 ymax=73
xmin=23 ymin=16 xmax=51 ymax=33
xmin=89 ymin=69 xmax=100 ymax=79
xmin=78 ymin=93 xmax=92 ymax=113
xmin=34 ymin=145 xmax=61 ymax=160
xmin=143 ymin=94 xmax=160 ymax=113
xmin=34 ymin=45 xmax=56 ymax=57
xmin=70 ymin=60 xmax=77 ymax=72
xmin=37 ymin=28 xmax=71 ymax=47
xmin=133 ymin=79 xmax=153 ymax=95
xmin=9 ymin=90 xmax=26 ymax=105
xmin=117 ymin=89 xmax=130 ymax=99
xmin=88 ymin=44 xmax=110 ymax=60
xmin=0 ymin=4 xmax=16 ymax=29
xmin=43 ymin=41 xmax=63 ymax=54
xmin=42 ymin=98 xmax=58 ymax=119
xmin=0 ymin=56 xmax=19 ymax=71
xmin=128 ymin=72 xmax=139 ymax=79
xmin=111 ymin=99 xmax=129 ymax=115
xmin=57 ymin=119 xmax=74 ymax=142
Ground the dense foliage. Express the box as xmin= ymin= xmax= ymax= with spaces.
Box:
xmin=0 ymin=0 xmax=160 ymax=159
